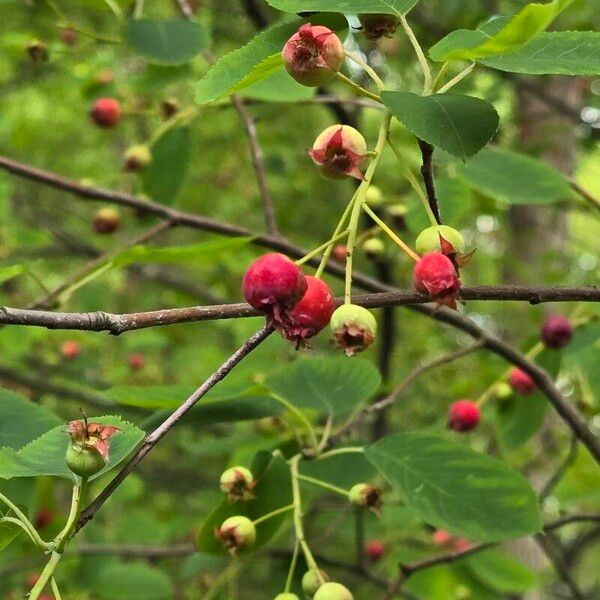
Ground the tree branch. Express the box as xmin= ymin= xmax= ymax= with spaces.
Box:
xmin=417 ymin=140 xmax=442 ymax=224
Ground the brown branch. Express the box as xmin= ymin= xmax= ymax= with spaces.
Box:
xmin=1 ymin=286 xmax=598 ymax=334
xmin=2 ymin=155 xmax=599 ymax=464
xmin=417 ymin=140 xmax=441 ymax=224
xmin=75 ymin=325 xmax=273 ymax=532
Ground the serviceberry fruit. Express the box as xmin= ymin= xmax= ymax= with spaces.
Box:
xmin=432 ymin=529 xmax=451 ymax=546
xmin=447 ymin=400 xmax=480 ymax=433
xmin=93 ymin=207 xmax=121 ymax=234
xmin=161 ymin=98 xmax=180 ymax=119
xmin=364 ymin=539 xmax=386 ymax=562
xmin=541 ymin=315 xmax=573 ymax=349
xmin=362 ymin=237 xmax=385 ymax=260
xmin=274 ymin=594 xmax=300 ymax=600
xmin=243 ymin=253 xmax=307 ymax=327
xmin=61 ymin=340 xmax=81 ymax=359
xmin=302 ymin=569 xmax=329 ymax=598
xmin=60 ymin=27 xmax=78 ymax=46
xmin=65 ymin=419 xmax=119 ymax=478
xmin=26 ymin=40 xmax=49 ymax=62
xmin=348 ymin=483 xmax=383 ymax=515
xmin=219 ymin=466 xmax=255 ymax=502
xmin=332 ymin=244 xmax=348 ymax=263
xmin=309 ymin=125 xmax=367 ymax=180
xmin=123 ymin=144 xmax=152 ymax=172
xmin=509 ymin=367 xmax=537 ymax=396
xmin=282 ymin=23 xmax=344 ymax=87
xmin=90 ymin=97 xmax=121 ymax=128
xmin=365 ymin=185 xmax=384 ymax=207
xmin=358 ymin=14 xmax=400 ymax=40
xmin=314 ymin=582 xmax=354 ymax=600
xmin=330 ymin=304 xmax=377 ymax=356
xmin=128 ymin=353 xmax=145 ymax=371
xmin=34 ymin=507 xmax=54 ymax=529
xmin=493 ymin=382 xmax=513 ymax=401
xmin=282 ymin=276 xmax=335 ymax=347
xmin=412 ymin=252 xmax=461 ymax=309
xmin=415 ymin=225 xmax=465 ymax=255
xmin=215 ymin=515 xmax=256 ymax=554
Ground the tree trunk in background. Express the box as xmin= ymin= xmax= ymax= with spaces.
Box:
xmin=505 ymin=76 xmax=585 ymax=600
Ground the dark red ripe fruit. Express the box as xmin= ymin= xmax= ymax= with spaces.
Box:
xmin=509 ymin=367 xmax=537 ymax=396
xmin=448 ymin=400 xmax=480 ymax=432
xmin=243 ymin=253 xmax=307 ymax=325
xmin=364 ymin=540 xmax=386 ymax=562
xmin=412 ymin=252 xmax=460 ymax=308
xmin=128 ymin=353 xmax=145 ymax=371
xmin=90 ymin=97 xmax=121 ymax=128
xmin=541 ymin=315 xmax=573 ymax=349
xmin=61 ymin=340 xmax=81 ymax=360
xmin=282 ymin=276 xmax=335 ymax=346
xmin=332 ymin=244 xmax=347 ymax=263
xmin=34 ymin=507 xmax=54 ymax=529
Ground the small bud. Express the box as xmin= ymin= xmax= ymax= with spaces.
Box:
xmin=493 ymin=382 xmax=513 ymax=401
xmin=330 ymin=304 xmax=377 ymax=356
xmin=358 ymin=14 xmax=400 ymax=40
xmin=65 ymin=419 xmax=120 ymax=478
xmin=282 ymin=23 xmax=344 ymax=87
xmin=412 ymin=252 xmax=461 ymax=309
xmin=26 ymin=39 xmax=49 ymax=63
xmin=93 ymin=207 xmax=121 ymax=234
xmin=219 ymin=466 xmax=255 ymax=502
xmin=508 ymin=367 xmax=537 ymax=396
xmin=59 ymin=27 xmax=78 ymax=46
xmin=61 ymin=340 xmax=81 ymax=360
xmin=348 ymin=483 xmax=383 ymax=515
xmin=123 ymin=145 xmax=152 ymax=172
xmin=302 ymin=569 xmax=329 ymax=598
xmin=332 ymin=244 xmax=348 ymax=263
xmin=447 ymin=400 xmax=480 ymax=433
xmin=215 ymin=515 xmax=256 ymax=554
xmin=128 ymin=353 xmax=145 ymax=371
xmin=314 ymin=582 xmax=354 ymax=600
xmin=362 ymin=237 xmax=385 ymax=260
xmin=309 ymin=125 xmax=367 ymax=180
xmin=541 ymin=315 xmax=573 ymax=349
xmin=90 ymin=97 xmax=121 ymax=128
xmin=415 ymin=225 xmax=465 ymax=256
xmin=161 ymin=98 xmax=180 ymax=119
xmin=365 ymin=185 xmax=384 ymax=207
xmin=364 ymin=539 xmax=386 ymax=562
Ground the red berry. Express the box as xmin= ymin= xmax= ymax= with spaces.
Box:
xmin=243 ymin=253 xmax=307 ymax=326
xmin=541 ymin=315 xmax=573 ymax=349
xmin=34 ymin=507 xmax=54 ymax=529
xmin=282 ymin=23 xmax=344 ymax=87
xmin=128 ymin=353 xmax=145 ymax=371
xmin=412 ymin=252 xmax=461 ymax=308
xmin=453 ymin=537 xmax=472 ymax=552
xmin=309 ymin=125 xmax=367 ymax=180
xmin=90 ymin=97 xmax=121 ymax=128
xmin=509 ymin=367 xmax=537 ymax=396
xmin=282 ymin=276 xmax=335 ymax=347
xmin=59 ymin=27 xmax=78 ymax=46
xmin=432 ymin=529 xmax=451 ymax=546
xmin=61 ymin=340 xmax=81 ymax=360
xmin=332 ymin=244 xmax=347 ymax=263
xmin=364 ymin=539 xmax=386 ymax=562
xmin=447 ymin=400 xmax=480 ymax=433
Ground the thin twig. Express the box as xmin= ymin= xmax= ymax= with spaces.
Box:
xmin=417 ymin=140 xmax=441 ymax=224
xmin=540 ymin=434 xmax=578 ymax=501
xmin=569 ymin=179 xmax=600 ymax=212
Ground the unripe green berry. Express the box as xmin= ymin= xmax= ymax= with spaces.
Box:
xmin=274 ymin=594 xmax=300 ymax=600
xmin=66 ymin=445 xmax=105 ymax=477
xmin=219 ymin=466 xmax=255 ymax=501
xmin=493 ymin=382 xmax=513 ymax=400
xmin=365 ymin=185 xmax=384 ymax=207
xmin=362 ymin=238 xmax=385 ymax=260
xmin=331 ymin=304 xmax=377 ymax=357
xmin=348 ymin=483 xmax=383 ymax=514
xmin=216 ymin=515 xmax=256 ymax=553
xmin=415 ymin=225 xmax=465 ymax=255
xmin=302 ymin=569 xmax=329 ymax=598
xmin=314 ymin=582 xmax=354 ymax=600
xmin=123 ymin=144 xmax=152 ymax=172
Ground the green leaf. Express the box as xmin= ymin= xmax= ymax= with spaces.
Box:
xmin=0 ymin=389 xmax=62 ymax=449
xmin=265 ymin=0 xmax=419 ymax=15
xmin=381 ymin=91 xmax=499 ymax=160
xmin=365 ymin=433 xmax=542 ymax=542
xmin=194 ymin=14 xmax=346 ymax=105
xmin=241 ymin=68 xmax=316 ymax=102
xmin=459 ymin=147 xmax=572 ymax=204
xmin=267 ymin=357 xmax=381 ymax=418
xmin=481 ymin=31 xmax=600 ymax=75
xmin=0 ymin=265 xmax=25 ymax=286
xmin=0 ymin=520 xmax=20 ymax=551
xmin=0 ymin=416 xmax=144 ymax=481
xmin=429 ymin=0 xmax=575 ymax=61
xmin=92 ymin=562 xmax=174 ymax=600
xmin=124 ymin=19 xmax=208 ymax=65
xmin=112 ymin=237 xmax=254 ymax=268
xmin=142 ymin=127 xmax=190 ymax=204
xmin=467 ymin=549 xmax=540 ymax=593
xmin=198 ymin=451 xmax=292 ymax=554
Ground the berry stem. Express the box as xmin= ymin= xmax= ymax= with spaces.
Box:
xmin=296 ymin=229 xmax=350 ymax=267
xmin=315 ymin=447 xmax=364 ymax=461
xmin=149 ymin=105 xmax=199 ymax=147
xmin=334 ymin=71 xmax=382 ymax=103
xmin=0 ymin=492 xmax=50 ymax=550
xmin=252 ymin=504 xmax=294 ymax=526
xmin=362 ymin=204 xmax=420 ymax=262
xmin=431 ymin=61 xmax=451 ymax=92
xmin=387 ymin=136 xmax=438 ymax=226
xmin=296 ymin=474 xmax=351 ymax=497
xmin=270 ymin=393 xmax=319 ymax=449
xmin=28 ymin=551 xmax=62 ymax=600
xmin=436 ymin=63 xmax=476 ymax=94
xmin=345 ymin=111 xmax=393 ymax=303
xmin=284 ymin=540 xmax=300 ymax=593
xmin=51 ymin=577 xmax=63 ymax=600
xmin=399 ymin=15 xmax=433 ymax=94
xmin=55 ymin=478 xmax=88 ymax=552
xmin=344 ymin=50 xmax=385 ymax=89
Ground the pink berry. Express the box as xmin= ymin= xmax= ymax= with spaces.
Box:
xmin=541 ymin=315 xmax=573 ymax=349
xmin=128 ymin=353 xmax=145 ymax=371
xmin=282 ymin=23 xmax=344 ymax=87
xmin=412 ymin=252 xmax=461 ymax=308
xmin=453 ymin=537 xmax=472 ymax=552
xmin=243 ymin=253 xmax=308 ymax=326
xmin=364 ymin=539 xmax=386 ymax=562
xmin=309 ymin=125 xmax=367 ymax=180
xmin=509 ymin=367 xmax=537 ymax=396
xmin=332 ymin=244 xmax=347 ymax=263
xmin=34 ymin=507 xmax=54 ymax=529
xmin=90 ymin=97 xmax=121 ymax=128
xmin=61 ymin=340 xmax=81 ymax=359
xmin=447 ymin=400 xmax=480 ymax=433
xmin=282 ymin=276 xmax=335 ymax=347
xmin=432 ymin=529 xmax=451 ymax=546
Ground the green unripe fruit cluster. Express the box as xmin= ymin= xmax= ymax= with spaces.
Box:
xmin=274 ymin=594 xmax=300 ymax=600
xmin=415 ymin=225 xmax=465 ymax=255
xmin=314 ymin=582 xmax=354 ymax=600
xmin=302 ymin=569 xmax=329 ymax=598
